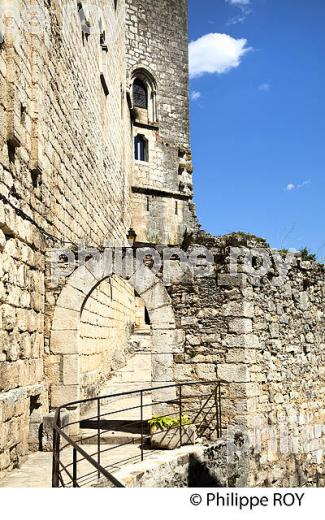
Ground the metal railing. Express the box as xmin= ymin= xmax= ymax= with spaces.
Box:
xmin=52 ymin=381 xmax=223 ymax=488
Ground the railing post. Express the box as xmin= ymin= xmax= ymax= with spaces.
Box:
xmin=218 ymin=382 xmax=222 ymax=438
xmin=140 ymin=390 xmax=144 ymax=462
xmin=179 ymin=384 xmax=183 ymax=447
xmin=214 ymin=384 xmax=219 ymax=438
xmin=52 ymin=410 xmax=61 ymax=488
xmin=97 ymin=399 xmax=101 ymax=479
xmin=73 ymin=447 xmax=78 ymax=487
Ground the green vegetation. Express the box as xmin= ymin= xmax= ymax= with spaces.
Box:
xmin=148 ymin=415 xmax=192 ymax=431
xmin=227 ymin=231 xmax=269 ymax=246
xmin=277 ymin=249 xmax=289 ymax=257
xmin=299 ymin=247 xmax=316 ymax=262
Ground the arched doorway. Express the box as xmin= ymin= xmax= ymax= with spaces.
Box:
xmin=48 ymin=251 xmax=183 ymax=432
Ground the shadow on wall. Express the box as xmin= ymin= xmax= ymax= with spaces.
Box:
xmin=188 ymin=454 xmax=223 ymax=487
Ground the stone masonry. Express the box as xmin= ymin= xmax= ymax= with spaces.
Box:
xmin=0 ymin=0 xmax=324 ymax=487
xmin=0 ymin=0 xmax=197 ymax=477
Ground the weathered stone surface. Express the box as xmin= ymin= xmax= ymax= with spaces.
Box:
xmin=0 ymin=0 xmax=324 ymax=489
xmin=217 ymin=364 xmax=250 ymax=383
xmin=228 ymin=319 xmax=253 ymax=334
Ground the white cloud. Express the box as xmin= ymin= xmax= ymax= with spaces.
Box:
xmin=258 ymin=82 xmax=271 ymax=92
xmin=227 ymin=13 xmax=249 ymax=25
xmin=286 ymin=181 xmax=311 ymax=192
xmin=189 ymin=33 xmax=251 ymax=78
xmin=225 ymin=0 xmax=252 ymax=25
xmin=226 ymin=0 xmax=250 ymax=5
xmin=191 ymin=90 xmax=201 ymax=101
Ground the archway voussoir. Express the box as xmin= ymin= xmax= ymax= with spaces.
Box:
xmin=128 ymin=266 xmax=157 ymax=295
xmin=86 ymin=251 xmax=113 ymax=281
xmin=56 ymin=285 xmax=85 ymax=312
xmin=69 ymin=265 xmax=97 ymax=295
xmin=141 ymin=283 xmax=172 ymax=311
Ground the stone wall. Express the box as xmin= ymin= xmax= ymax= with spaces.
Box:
xmin=126 ymin=0 xmax=197 ymax=244
xmin=164 ymin=234 xmax=325 ymax=486
xmin=95 ymin=441 xmax=247 ymax=488
xmin=0 ymin=0 xmax=132 ymax=477
xmin=80 ymin=275 xmax=136 ymax=400
xmin=245 ymin=253 xmax=325 ymax=486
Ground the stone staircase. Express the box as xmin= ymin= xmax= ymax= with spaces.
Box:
xmin=80 ymin=330 xmax=153 ymax=446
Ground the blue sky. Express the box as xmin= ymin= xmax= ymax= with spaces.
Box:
xmin=188 ymin=0 xmax=325 ymax=259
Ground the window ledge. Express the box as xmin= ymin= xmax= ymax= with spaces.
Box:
xmin=134 ymin=160 xmax=149 ymax=166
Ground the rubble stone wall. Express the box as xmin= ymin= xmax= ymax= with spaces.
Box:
xmin=165 ymin=236 xmax=325 ymax=486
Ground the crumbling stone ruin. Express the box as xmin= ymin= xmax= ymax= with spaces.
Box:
xmin=0 ymin=1 xmax=324 ymax=486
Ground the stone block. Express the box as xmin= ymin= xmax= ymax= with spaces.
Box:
xmin=42 ymin=410 xmax=70 ymax=452
xmin=56 ymin=286 xmax=85 ymax=312
xmin=218 ymin=274 xmax=247 ymax=287
xmin=69 ymin=265 xmax=97 ymax=295
xmin=62 ymin=354 xmax=80 ymax=385
xmin=44 ymin=355 xmax=61 ymax=385
xmin=223 ymin=302 xmax=254 ymax=318
xmin=152 ymin=383 xmax=177 ymax=404
xmin=151 ymin=329 xmax=184 ymax=354
xmin=152 ymin=354 xmax=174 ymax=382
xmin=228 ymin=319 xmax=253 ymax=334
xmin=226 ymin=348 xmax=257 ymax=364
xmin=50 ymin=330 xmax=79 ymax=354
xmin=217 ymin=364 xmax=250 ymax=383
xmin=141 ymin=283 xmax=171 ymax=311
xmin=128 ymin=267 xmax=157 ymax=296
xmin=51 ymin=308 xmax=80 ymax=331
xmin=149 ymin=305 xmax=176 ymax=330
xmin=50 ymin=385 xmax=80 ymax=408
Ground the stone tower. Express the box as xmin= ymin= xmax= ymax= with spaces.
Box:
xmin=126 ymin=0 xmax=197 ymax=245
xmin=0 ymin=0 xmax=196 ymax=477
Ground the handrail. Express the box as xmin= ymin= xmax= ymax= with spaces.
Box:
xmin=52 ymin=381 xmax=223 ymax=488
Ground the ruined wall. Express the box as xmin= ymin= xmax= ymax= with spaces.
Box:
xmin=80 ymin=275 xmax=136 ymax=400
xmin=126 ymin=0 xmax=197 ymax=244
xmin=245 ymin=256 xmax=325 ymax=486
xmin=165 ymin=234 xmax=325 ymax=486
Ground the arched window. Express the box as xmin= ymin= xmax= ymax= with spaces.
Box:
xmin=133 ymin=79 xmax=148 ymax=109
xmin=134 ymin=134 xmax=148 ymax=162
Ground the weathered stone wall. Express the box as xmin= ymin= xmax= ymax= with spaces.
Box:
xmin=164 ymin=234 xmax=325 ymax=486
xmin=95 ymin=441 xmax=247 ymax=488
xmin=0 ymin=0 xmax=132 ymax=477
xmin=126 ymin=0 xmax=197 ymax=244
xmin=80 ymin=275 xmax=136 ymax=400
xmin=245 ymin=255 xmax=325 ymax=486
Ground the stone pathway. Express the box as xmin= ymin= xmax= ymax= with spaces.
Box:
xmin=0 ymin=353 xmax=155 ymax=488
xmin=0 ymin=443 xmax=158 ymax=488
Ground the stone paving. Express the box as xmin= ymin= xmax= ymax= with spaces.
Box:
xmin=0 ymin=443 xmax=158 ymax=488
xmin=0 ymin=364 xmax=154 ymax=488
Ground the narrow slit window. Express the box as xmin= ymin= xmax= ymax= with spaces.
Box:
xmin=134 ymin=134 xmax=148 ymax=162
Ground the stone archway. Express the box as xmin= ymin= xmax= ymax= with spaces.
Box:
xmin=48 ymin=250 xmax=183 ymax=428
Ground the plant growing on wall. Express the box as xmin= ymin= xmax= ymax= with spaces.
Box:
xmin=300 ymin=247 xmax=317 ymax=261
